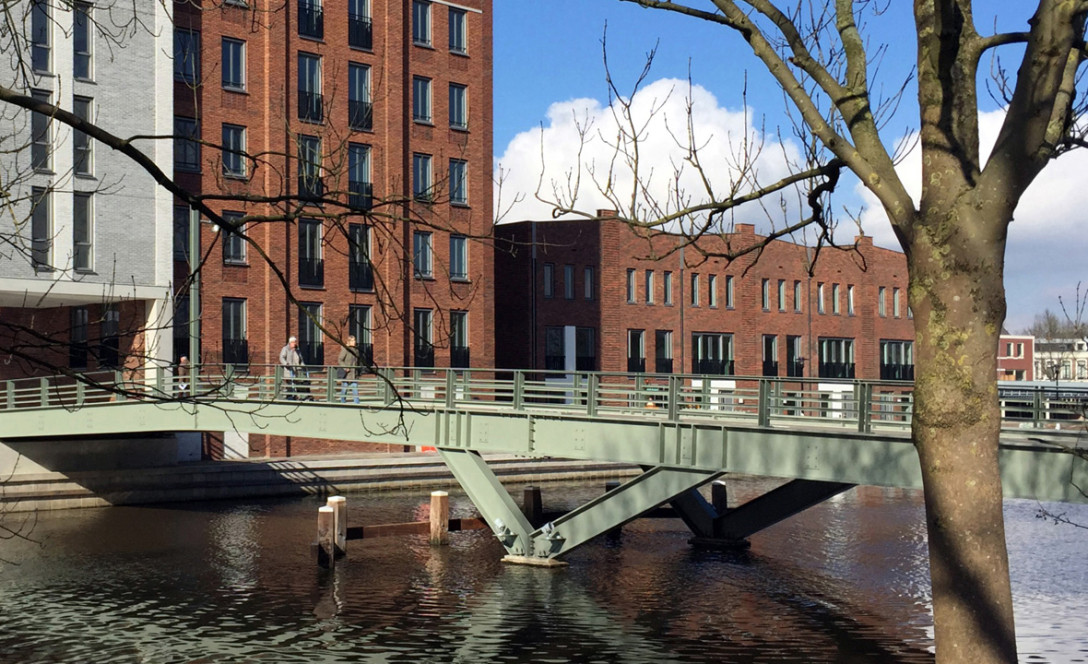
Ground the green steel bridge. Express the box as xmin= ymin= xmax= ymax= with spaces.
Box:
xmin=2 ymin=365 xmax=1086 ymax=564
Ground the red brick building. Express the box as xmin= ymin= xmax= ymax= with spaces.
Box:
xmin=172 ymin=0 xmax=495 ymax=456
xmin=997 ymin=334 xmax=1034 ymax=381
xmin=494 ymin=216 xmax=915 ymax=381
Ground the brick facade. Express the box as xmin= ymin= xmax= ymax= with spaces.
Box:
xmin=997 ymin=334 xmax=1034 ymax=381
xmin=495 ymin=216 xmax=916 ymax=381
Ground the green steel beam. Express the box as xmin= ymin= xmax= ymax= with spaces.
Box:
xmin=436 ymin=448 xmax=535 ymax=557
xmin=714 ymin=479 xmax=856 ymax=541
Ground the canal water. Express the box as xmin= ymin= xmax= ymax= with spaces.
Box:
xmin=1 ymin=479 xmax=1086 ymax=663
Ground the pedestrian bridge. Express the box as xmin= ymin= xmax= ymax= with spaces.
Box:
xmin=2 ymin=365 xmax=1085 ymax=563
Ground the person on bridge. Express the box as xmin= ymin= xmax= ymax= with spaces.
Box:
xmin=176 ymin=356 xmax=190 ymax=398
xmin=337 ymin=336 xmax=360 ymax=404
xmin=279 ymin=337 xmax=308 ymax=400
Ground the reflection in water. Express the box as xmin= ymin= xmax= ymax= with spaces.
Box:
xmin=0 ymin=480 xmax=1085 ymax=663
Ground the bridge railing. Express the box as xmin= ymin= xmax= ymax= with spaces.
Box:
xmin=3 ymin=364 xmax=1087 ymax=433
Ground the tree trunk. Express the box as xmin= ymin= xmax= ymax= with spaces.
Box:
xmin=907 ymin=205 xmax=1017 ymax=663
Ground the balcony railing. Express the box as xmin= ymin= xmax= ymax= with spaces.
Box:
xmin=298 ymin=91 xmax=323 ymax=123
xmin=349 ymin=260 xmax=373 ymax=291
xmin=627 ymin=357 xmax=646 ymax=374
xmin=99 ymin=338 xmax=120 ymax=369
xmin=298 ymin=2 xmax=323 ymax=38
xmin=348 ymin=13 xmax=373 ymax=49
xmin=762 ymin=360 xmax=779 ymax=377
xmin=693 ymin=359 xmax=734 ymax=375
xmin=222 ymin=338 xmax=249 ymax=366
xmin=819 ymin=362 xmax=856 ymax=379
xmin=451 ymin=346 xmax=470 ymax=369
xmin=299 ymin=175 xmax=324 ymax=202
xmin=880 ymin=363 xmax=915 ymax=381
xmin=786 ymin=360 xmax=805 ymax=378
xmin=299 ymin=340 xmax=324 ymax=366
xmin=349 ymin=181 xmax=373 ymax=211
xmin=299 ymin=257 xmax=324 ymax=288
xmin=415 ymin=344 xmax=435 ymax=368
xmin=349 ymin=100 xmax=373 ymax=131
xmin=655 ymin=357 xmax=673 ymax=374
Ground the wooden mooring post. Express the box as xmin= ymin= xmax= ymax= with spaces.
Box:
xmin=317 ymin=506 xmax=336 ymax=568
xmin=430 ymin=491 xmax=449 ymax=545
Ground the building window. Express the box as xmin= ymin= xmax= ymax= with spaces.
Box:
xmin=543 ymin=263 xmax=555 ymax=299
xmin=30 ymin=0 xmax=50 ymax=72
xmin=448 ymin=6 xmax=466 ymax=53
xmin=449 ymin=158 xmax=468 ymax=204
xmin=763 ymin=335 xmax=778 ymax=376
xmin=878 ymin=286 xmax=886 ymax=317
xmin=584 ymin=266 xmax=594 ymax=300
xmin=298 ymin=0 xmax=324 ymax=39
xmin=655 ymin=330 xmax=673 ymax=374
xmin=794 ymin=280 xmax=802 ymax=312
xmin=299 ymin=218 xmax=323 ymax=288
xmin=646 ymin=270 xmax=655 ymax=304
xmin=663 ymin=271 xmax=672 ymax=305
xmin=818 ymin=283 xmax=825 ymax=314
xmin=73 ymin=96 xmax=93 ymax=176
xmin=221 ymin=38 xmax=245 ymax=91
xmin=787 ymin=335 xmax=804 ymax=377
xmin=222 ymin=124 xmax=246 ymax=178
xmin=348 ymin=304 xmax=373 ymax=365
xmin=174 ymin=116 xmax=200 ymax=173
xmin=449 ymin=83 xmax=467 ymax=129
xmin=832 ymin=283 xmax=841 ymax=315
xmin=173 ymin=206 xmax=190 ymax=263
xmin=627 ymin=329 xmax=645 ymax=373
xmin=221 ymin=211 xmax=246 ymax=264
xmin=693 ymin=333 xmax=733 ymax=375
xmin=70 ymin=307 xmax=89 ymax=368
xmin=761 ymin=279 xmax=770 ymax=310
xmin=299 ymin=303 xmax=324 ymax=366
xmin=564 ymin=264 xmax=574 ymax=300
xmin=413 ymin=231 xmax=433 ymax=278
xmin=576 ymin=327 xmax=596 ymax=371
xmin=818 ymin=338 xmax=855 ymax=379
xmin=893 ymin=287 xmax=901 ymax=317
xmin=725 ymin=275 xmax=734 ymax=308
xmin=73 ymin=2 xmax=92 ymax=79
xmin=413 ymin=153 xmax=432 ymax=201
xmin=412 ymin=76 xmax=432 ymax=123
xmin=544 ymin=326 xmax=564 ymax=370
xmin=73 ymin=192 xmax=93 ymax=271
xmin=412 ymin=0 xmax=431 ymax=45
xmin=778 ymin=280 xmax=787 ymax=312
xmin=348 ymin=142 xmax=372 ymax=210
xmin=450 ymin=310 xmax=469 ymax=368
xmin=413 ymin=308 xmax=434 ymax=367
xmin=31 ymin=187 xmax=51 ymax=269
xmin=708 ymin=274 xmax=717 ymax=307
xmin=348 ymin=0 xmax=372 ymax=49
xmin=222 ymin=298 xmax=248 ymax=366
xmin=298 ymin=135 xmax=323 ymax=200
xmin=847 ymin=285 xmax=855 ymax=316
xmin=31 ymin=90 xmax=51 ymax=172
xmin=298 ymin=53 xmax=323 ymax=123
xmin=626 ymin=268 xmax=636 ymax=303
xmin=173 ymin=28 xmax=199 ymax=83
xmin=880 ymin=340 xmax=914 ymax=380
xmin=348 ymin=223 xmax=373 ymax=291
xmin=99 ymin=305 xmax=120 ymax=369
xmin=348 ymin=63 xmax=373 ymax=130
xmin=691 ymin=274 xmax=700 ymax=306
xmin=450 ymin=235 xmax=468 ymax=280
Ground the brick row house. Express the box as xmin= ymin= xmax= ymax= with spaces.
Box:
xmin=171 ymin=0 xmax=495 ymax=455
xmin=494 ymin=216 xmax=916 ymax=383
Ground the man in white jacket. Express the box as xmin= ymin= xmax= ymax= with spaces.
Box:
xmin=279 ymin=336 xmax=307 ymax=400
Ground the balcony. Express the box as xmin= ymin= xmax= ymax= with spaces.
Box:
xmin=222 ymin=338 xmax=249 ymax=366
xmin=349 ymin=260 xmax=373 ymax=291
xmin=880 ymin=363 xmax=915 ymax=381
xmin=655 ymin=357 xmax=673 ymax=374
xmin=349 ymin=181 xmax=373 ymax=211
xmin=762 ymin=360 xmax=779 ymax=377
xmin=415 ymin=344 xmax=435 ymax=368
xmin=451 ymin=346 xmax=470 ymax=369
xmin=627 ymin=357 xmax=646 ymax=374
xmin=298 ymin=2 xmax=323 ymax=39
xmin=348 ymin=13 xmax=373 ymax=49
xmin=819 ymin=362 xmax=856 ymax=379
xmin=299 ymin=340 xmax=324 ymax=366
xmin=693 ymin=359 xmax=734 ymax=376
xmin=299 ymin=257 xmax=324 ymax=288
xmin=298 ymin=175 xmax=324 ymax=203
xmin=298 ymin=91 xmax=324 ymax=123
xmin=349 ymin=100 xmax=373 ymax=131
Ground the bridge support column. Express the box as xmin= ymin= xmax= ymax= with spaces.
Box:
xmin=437 ymin=449 xmax=536 ymax=558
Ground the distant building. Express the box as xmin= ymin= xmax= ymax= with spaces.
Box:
xmin=997 ymin=334 xmax=1034 ymax=381
xmin=1033 ymin=338 xmax=1088 ymax=382
xmin=494 ymin=215 xmax=915 ymax=381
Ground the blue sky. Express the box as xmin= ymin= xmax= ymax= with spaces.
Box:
xmin=491 ymin=2 xmax=1084 ymax=332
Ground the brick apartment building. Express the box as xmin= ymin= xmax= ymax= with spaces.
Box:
xmin=494 ymin=216 xmax=916 ymax=382
xmin=171 ymin=0 xmax=495 ymax=455
xmin=997 ymin=334 xmax=1034 ymax=381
